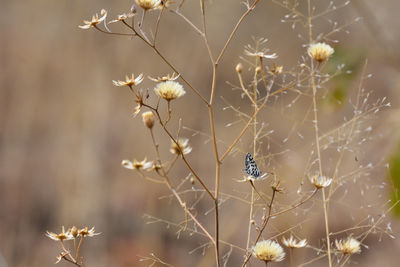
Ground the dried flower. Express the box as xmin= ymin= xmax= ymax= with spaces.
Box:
xmin=148 ymin=73 xmax=180 ymax=82
xmin=109 ymin=12 xmax=135 ymax=24
xmin=252 ymin=240 xmax=285 ymax=263
xmin=136 ymin=0 xmax=161 ymax=10
xmin=142 ymin=111 xmax=155 ymax=129
xmin=133 ymin=89 xmax=148 ymax=117
xmin=309 ymin=175 xmax=332 ymax=189
xmin=154 ymin=81 xmax=185 ymax=101
xmin=122 ymin=158 xmax=154 ymax=170
xmin=150 ymin=163 xmax=164 ymax=173
xmin=244 ymin=50 xmax=277 ymax=59
xmin=270 ymin=64 xmax=283 ymax=75
xmin=170 ymin=138 xmax=192 ymax=155
xmin=282 ymin=235 xmax=307 ymax=248
xmin=113 ymin=73 xmax=144 ymax=87
xmin=307 ymin=42 xmax=334 ymax=62
xmin=79 ymin=9 xmax=107 ymax=29
xmin=46 ymin=226 xmax=73 ymax=241
xmin=78 ymin=226 xmax=100 ymax=237
xmin=335 ymin=237 xmax=361 ymax=255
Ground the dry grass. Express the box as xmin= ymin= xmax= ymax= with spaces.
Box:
xmin=1 ymin=0 xmax=400 ymax=267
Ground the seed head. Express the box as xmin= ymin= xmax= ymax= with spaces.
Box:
xmin=252 ymin=240 xmax=285 ymax=263
xmin=170 ymin=138 xmax=192 ymax=155
xmin=142 ymin=111 xmax=155 ymax=129
xmin=244 ymin=50 xmax=278 ymax=59
xmin=335 ymin=237 xmax=361 ymax=255
xmin=113 ymin=73 xmax=144 ymax=87
xmin=148 ymin=73 xmax=180 ymax=82
xmin=135 ymin=0 xmax=161 ymax=10
xmin=46 ymin=226 xmax=73 ymax=241
xmin=122 ymin=158 xmax=154 ymax=171
xmin=79 ymin=9 xmax=107 ymax=29
xmin=78 ymin=226 xmax=100 ymax=238
xmin=309 ymin=175 xmax=332 ymax=189
xmin=307 ymin=42 xmax=334 ymax=62
xmin=154 ymin=81 xmax=185 ymax=101
xmin=109 ymin=11 xmax=136 ymax=24
xmin=282 ymin=235 xmax=307 ymax=248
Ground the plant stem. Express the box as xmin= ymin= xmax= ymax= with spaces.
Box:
xmin=307 ymin=0 xmax=332 ymax=265
xmin=242 ymin=188 xmax=277 ymax=266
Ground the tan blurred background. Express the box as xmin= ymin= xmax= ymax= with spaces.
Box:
xmin=1 ymin=0 xmax=400 ymax=266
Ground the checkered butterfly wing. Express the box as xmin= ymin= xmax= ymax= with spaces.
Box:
xmin=244 ymin=153 xmax=261 ymax=179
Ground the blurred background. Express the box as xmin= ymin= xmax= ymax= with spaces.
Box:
xmin=1 ymin=0 xmax=400 ymax=266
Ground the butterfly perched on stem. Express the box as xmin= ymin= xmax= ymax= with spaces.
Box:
xmin=244 ymin=152 xmax=262 ymax=179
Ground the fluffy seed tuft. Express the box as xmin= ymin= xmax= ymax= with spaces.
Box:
xmin=307 ymin=42 xmax=334 ymax=62
xmin=335 ymin=237 xmax=361 ymax=255
xmin=154 ymin=81 xmax=185 ymax=101
xmin=309 ymin=175 xmax=332 ymax=189
xmin=252 ymin=240 xmax=285 ymax=263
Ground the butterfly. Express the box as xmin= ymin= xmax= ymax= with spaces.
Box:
xmin=244 ymin=152 xmax=262 ymax=179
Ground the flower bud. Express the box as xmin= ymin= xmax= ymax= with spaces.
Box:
xmin=236 ymin=63 xmax=243 ymax=73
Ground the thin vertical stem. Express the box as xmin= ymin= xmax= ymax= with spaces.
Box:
xmin=289 ymin=248 xmax=294 ymax=267
xmin=242 ymin=188 xmax=277 ymax=266
xmin=246 ymin=60 xmax=260 ymax=251
xmin=307 ymin=0 xmax=332 ymax=266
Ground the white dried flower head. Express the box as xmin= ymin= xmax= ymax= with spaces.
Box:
xmin=154 ymin=81 xmax=185 ymax=101
xmin=148 ymin=73 xmax=180 ymax=82
xmin=142 ymin=111 xmax=155 ymax=129
xmin=252 ymin=240 xmax=285 ymax=262
xmin=79 ymin=9 xmax=107 ymax=29
xmin=122 ymin=158 xmax=153 ymax=170
xmin=307 ymin=42 xmax=334 ymax=62
xmin=282 ymin=235 xmax=307 ymax=248
xmin=309 ymin=175 xmax=332 ymax=189
xmin=335 ymin=237 xmax=361 ymax=255
xmin=170 ymin=138 xmax=192 ymax=155
xmin=244 ymin=50 xmax=278 ymax=59
xmin=109 ymin=12 xmax=135 ymax=24
xmin=46 ymin=226 xmax=73 ymax=241
xmin=113 ymin=73 xmax=144 ymax=87
xmin=78 ymin=226 xmax=100 ymax=238
xmin=136 ymin=0 xmax=161 ymax=10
